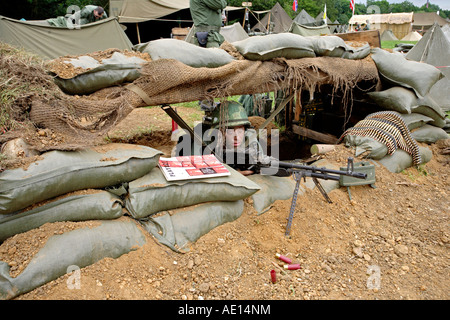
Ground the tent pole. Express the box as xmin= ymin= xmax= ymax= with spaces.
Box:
xmin=136 ymin=23 xmax=141 ymax=43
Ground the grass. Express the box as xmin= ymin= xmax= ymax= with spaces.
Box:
xmin=381 ymin=40 xmax=418 ymax=49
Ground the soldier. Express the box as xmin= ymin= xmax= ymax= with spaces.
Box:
xmin=188 ymin=0 xmax=227 ymax=48
xmin=175 ymin=101 xmax=286 ymax=176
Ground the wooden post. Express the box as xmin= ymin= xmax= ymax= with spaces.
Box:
xmin=136 ymin=23 xmax=141 ymax=44
xmin=294 ymin=90 xmax=302 ymax=122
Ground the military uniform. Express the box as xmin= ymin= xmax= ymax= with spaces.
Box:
xmin=47 ymin=5 xmax=107 ymax=28
xmin=188 ymin=0 xmax=227 ymax=48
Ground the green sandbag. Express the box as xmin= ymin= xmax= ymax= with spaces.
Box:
xmin=367 ymin=87 xmax=417 ymax=114
xmin=310 ymin=35 xmax=346 ymax=57
xmin=0 ymin=144 xmax=162 ymax=215
xmin=51 ymin=52 xmax=146 ymax=95
xmin=133 ymin=39 xmax=234 ymax=68
xmin=410 ymin=97 xmax=447 ymax=128
xmin=378 ymin=146 xmax=432 ymax=173
xmin=0 ymin=190 xmax=123 ymax=242
xmin=371 ymin=48 xmax=443 ymax=97
xmin=232 ymin=33 xmax=316 ymax=61
xmin=400 ymin=113 xmax=434 ymax=131
xmin=344 ymin=135 xmax=389 ymax=160
xmin=411 ymin=124 xmax=449 ymax=143
xmin=139 ymin=200 xmax=244 ymax=253
xmin=0 ymin=219 xmax=146 ymax=300
xmin=125 ymin=165 xmax=260 ymax=219
xmin=247 ymin=175 xmax=296 ymax=214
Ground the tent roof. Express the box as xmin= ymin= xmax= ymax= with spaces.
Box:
xmin=349 ymin=12 xmax=413 ymax=25
xmin=315 ymin=11 xmax=333 ymax=25
xmin=251 ymin=2 xmax=292 ymax=33
xmin=401 ymin=31 xmax=422 ymax=41
xmin=380 ymin=29 xmax=398 ymax=40
xmin=0 ymin=16 xmax=132 ymax=59
xmin=406 ymin=22 xmax=450 ymax=77
xmin=293 ymin=9 xmax=315 ymax=25
xmin=118 ymin=0 xmax=190 ymax=23
xmin=413 ymin=12 xmax=449 ymax=27
xmin=220 ymin=22 xmax=249 ymax=43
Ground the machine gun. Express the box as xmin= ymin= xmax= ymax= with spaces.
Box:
xmin=259 ymin=157 xmax=367 ymax=236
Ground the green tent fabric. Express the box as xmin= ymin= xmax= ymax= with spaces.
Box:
xmin=116 ymin=0 xmax=190 ymax=23
xmin=251 ymin=2 xmax=293 ymax=34
xmin=293 ymin=9 xmax=316 ymax=26
xmin=289 ymin=21 xmax=331 ymax=37
xmin=0 ymin=16 xmax=132 ymax=60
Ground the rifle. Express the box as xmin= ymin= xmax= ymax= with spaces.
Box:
xmin=258 ymin=157 xmax=367 ymax=236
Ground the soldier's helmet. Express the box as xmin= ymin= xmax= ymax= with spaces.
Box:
xmin=210 ymin=101 xmax=251 ymax=128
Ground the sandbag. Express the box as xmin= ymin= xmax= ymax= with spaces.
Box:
xmin=367 ymin=87 xmax=417 ymax=114
xmin=344 ymin=135 xmax=389 ymax=160
xmin=139 ymin=201 xmax=244 ymax=253
xmin=378 ymin=146 xmax=432 ymax=173
xmin=247 ymin=175 xmax=295 ymax=214
xmin=370 ymin=48 xmax=443 ymax=97
xmin=411 ymin=124 xmax=449 ymax=143
xmin=51 ymin=52 xmax=146 ymax=95
xmin=125 ymin=165 xmax=260 ymax=219
xmin=133 ymin=39 xmax=234 ymax=68
xmin=410 ymin=96 xmax=447 ymax=128
xmin=0 ymin=190 xmax=123 ymax=242
xmin=0 ymin=219 xmax=147 ymax=300
xmin=0 ymin=144 xmax=162 ymax=215
xmin=400 ymin=113 xmax=434 ymax=131
xmin=232 ymin=33 xmax=316 ymax=61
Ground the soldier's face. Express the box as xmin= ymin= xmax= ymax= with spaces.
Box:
xmin=225 ymin=126 xmax=245 ymax=148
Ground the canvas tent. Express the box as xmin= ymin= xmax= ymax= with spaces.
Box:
xmin=293 ymin=9 xmax=316 ymax=26
xmin=412 ymin=12 xmax=449 ymax=33
xmin=443 ymin=24 xmax=450 ymax=42
xmin=220 ymin=22 xmax=249 ymax=43
xmin=380 ymin=29 xmax=398 ymax=41
xmin=401 ymin=31 xmax=422 ymax=41
xmin=315 ymin=11 xmax=333 ymax=25
xmin=251 ymin=2 xmax=292 ymax=34
xmin=110 ymin=0 xmax=190 ymax=23
xmin=0 ymin=16 xmax=133 ymax=59
xmin=406 ymin=22 xmax=450 ymax=111
xmin=349 ymin=12 xmax=413 ymax=40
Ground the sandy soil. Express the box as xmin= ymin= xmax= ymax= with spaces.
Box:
xmin=1 ymin=107 xmax=449 ymax=301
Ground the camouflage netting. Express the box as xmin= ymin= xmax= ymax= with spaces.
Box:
xmin=0 ymin=41 xmax=380 ymax=155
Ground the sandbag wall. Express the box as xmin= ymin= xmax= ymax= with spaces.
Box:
xmin=0 ymin=143 xmax=283 ymax=299
xmin=342 ymin=48 xmax=449 ymax=173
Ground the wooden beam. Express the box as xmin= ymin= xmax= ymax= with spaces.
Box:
xmin=292 ymin=124 xmax=338 ymax=144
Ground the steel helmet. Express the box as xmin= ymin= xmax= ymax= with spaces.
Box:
xmin=210 ymin=101 xmax=251 ymax=128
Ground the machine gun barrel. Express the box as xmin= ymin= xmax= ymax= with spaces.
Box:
xmin=272 ymin=157 xmax=367 ymax=180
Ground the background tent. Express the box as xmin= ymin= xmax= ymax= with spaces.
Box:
xmin=401 ymin=31 xmax=422 ymax=41
xmin=349 ymin=12 xmax=413 ymax=40
xmin=289 ymin=21 xmax=331 ymax=36
xmin=109 ymin=0 xmax=192 ymax=44
xmin=406 ymin=22 xmax=450 ymax=112
xmin=251 ymin=2 xmax=292 ymax=34
xmin=412 ymin=12 xmax=449 ymax=34
xmin=111 ymin=0 xmax=190 ymax=23
xmin=380 ymin=29 xmax=398 ymax=41
xmin=293 ymin=9 xmax=316 ymax=26
xmin=315 ymin=11 xmax=333 ymax=25
xmin=0 ymin=16 xmax=132 ymax=59
xmin=442 ymin=24 xmax=450 ymax=42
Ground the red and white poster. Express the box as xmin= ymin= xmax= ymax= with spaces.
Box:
xmin=158 ymin=154 xmax=230 ymax=181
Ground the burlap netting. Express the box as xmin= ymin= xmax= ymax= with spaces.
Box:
xmin=28 ymin=55 xmax=379 ymax=149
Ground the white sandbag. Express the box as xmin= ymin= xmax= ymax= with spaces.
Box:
xmin=0 ymin=144 xmax=162 ymax=215
xmin=232 ymin=33 xmax=316 ymax=61
xmin=411 ymin=124 xmax=449 ymax=143
xmin=134 ymin=39 xmax=234 ymax=68
xmin=344 ymin=135 xmax=389 ymax=160
xmin=125 ymin=165 xmax=260 ymax=219
xmin=378 ymin=146 xmax=432 ymax=173
xmin=370 ymin=48 xmax=443 ymax=97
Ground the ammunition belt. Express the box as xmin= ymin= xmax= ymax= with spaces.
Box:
xmin=339 ymin=111 xmax=421 ymax=165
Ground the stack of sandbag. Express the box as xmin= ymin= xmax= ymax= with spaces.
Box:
xmin=48 ymin=51 xmax=149 ymax=95
xmin=231 ymin=33 xmax=370 ymax=61
xmin=340 ymin=111 xmax=434 ymax=173
xmin=368 ymin=48 xmax=448 ymax=145
xmin=133 ymin=38 xmax=235 ymax=68
xmin=126 ymin=164 xmax=261 ymax=252
xmin=0 ymin=143 xmax=163 ymax=299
